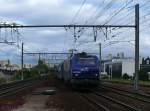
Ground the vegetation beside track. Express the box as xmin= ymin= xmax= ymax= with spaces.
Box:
xmin=11 ymin=59 xmax=51 ymax=81
xmin=0 ymin=77 xmax=7 ymax=84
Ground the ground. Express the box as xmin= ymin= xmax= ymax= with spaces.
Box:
xmin=0 ymin=75 xmax=150 ymax=111
xmin=0 ymin=76 xmax=96 ymax=111
xmin=13 ymin=87 xmax=51 ymax=111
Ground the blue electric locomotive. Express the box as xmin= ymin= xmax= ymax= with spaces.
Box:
xmin=58 ymin=52 xmax=100 ymax=86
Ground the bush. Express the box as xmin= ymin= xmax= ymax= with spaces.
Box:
xmin=11 ymin=69 xmax=36 ymax=81
xmin=33 ymin=59 xmax=49 ymax=74
xmin=0 ymin=77 xmax=6 ymax=84
xmin=101 ymin=74 xmax=109 ymax=79
xmin=139 ymin=69 xmax=149 ymax=81
xmin=12 ymin=70 xmax=22 ymax=81
xmin=122 ymin=73 xmax=130 ymax=80
xmin=11 ymin=60 xmax=50 ymax=81
xmin=30 ymin=68 xmax=40 ymax=77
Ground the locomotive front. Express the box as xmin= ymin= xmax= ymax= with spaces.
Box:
xmin=71 ymin=53 xmax=100 ymax=86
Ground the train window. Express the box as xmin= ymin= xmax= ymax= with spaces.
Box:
xmin=77 ymin=58 xmax=96 ymax=65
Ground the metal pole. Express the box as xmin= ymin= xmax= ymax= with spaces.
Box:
xmin=110 ymin=65 xmax=112 ymax=79
xmin=99 ymin=43 xmax=101 ymax=62
xmin=134 ymin=4 xmax=139 ymax=90
xmin=99 ymin=43 xmax=101 ymax=78
xmin=21 ymin=43 xmax=24 ymax=80
xmin=23 ymin=52 xmax=98 ymax=55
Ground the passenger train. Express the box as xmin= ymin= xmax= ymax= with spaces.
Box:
xmin=57 ymin=52 xmax=100 ymax=86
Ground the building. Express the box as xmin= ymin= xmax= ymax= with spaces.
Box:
xmin=23 ymin=64 xmax=34 ymax=69
xmin=0 ymin=60 xmax=9 ymax=70
xmin=102 ymin=54 xmax=142 ymax=78
xmin=11 ymin=64 xmax=21 ymax=70
xmin=140 ymin=57 xmax=150 ymax=71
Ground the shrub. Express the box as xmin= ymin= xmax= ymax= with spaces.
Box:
xmin=101 ymin=74 xmax=109 ymax=79
xmin=11 ymin=60 xmax=50 ymax=81
xmin=122 ymin=73 xmax=130 ymax=80
xmin=0 ymin=77 xmax=6 ymax=84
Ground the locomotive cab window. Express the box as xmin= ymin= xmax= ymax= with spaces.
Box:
xmin=77 ymin=58 xmax=96 ymax=65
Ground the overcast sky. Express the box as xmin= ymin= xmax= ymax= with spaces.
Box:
xmin=0 ymin=0 xmax=149 ymax=64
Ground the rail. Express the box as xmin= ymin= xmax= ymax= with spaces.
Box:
xmin=0 ymin=75 xmax=49 ymax=98
xmin=100 ymin=84 xmax=150 ymax=103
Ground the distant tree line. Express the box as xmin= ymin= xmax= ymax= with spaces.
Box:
xmin=12 ymin=59 xmax=50 ymax=81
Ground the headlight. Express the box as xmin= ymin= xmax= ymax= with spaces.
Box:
xmin=81 ymin=68 xmax=84 ymax=71
xmin=75 ymin=74 xmax=78 ymax=77
xmin=95 ymin=74 xmax=98 ymax=76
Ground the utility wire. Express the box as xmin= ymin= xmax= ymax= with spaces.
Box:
xmin=104 ymin=0 xmax=134 ymax=25
xmin=77 ymin=0 xmax=115 ymax=37
xmin=70 ymin=0 xmax=87 ymax=24
xmin=115 ymin=1 xmax=150 ymax=25
xmin=91 ymin=0 xmax=116 ymax=24
xmin=84 ymin=0 xmax=106 ymax=24
xmin=77 ymin=0 xmax=132 ymax=43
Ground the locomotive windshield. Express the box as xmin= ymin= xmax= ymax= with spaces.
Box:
xmin=77 ymin=58 xmax=96 ymax=65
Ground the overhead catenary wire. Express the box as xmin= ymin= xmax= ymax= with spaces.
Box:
xmin=83 ymin=0 xmax=107 ymax=25
xmin=76 ymin=0 xmax=116 ymax=39
xmin=70 ymin=0 xmax=87 ymax=24
xmin=105 ymin=1 xmax=150 ymax=44
xmin=89 ymin=0 xmax=116 ymax=24
xmin=108 ymin=1 xmax=150 ymax=25
xmin=113 ymin=1 xmax=150 ymax=26
xmin=77 ymin=0 xmax=134 ymax=42
xmin=103 ymin=0 xmax=134 ymax=25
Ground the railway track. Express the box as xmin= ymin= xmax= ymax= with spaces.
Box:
xmin=76 ymin=82 xmax=150 ymax=111
xmin=0 ymin=75 xmax=48 ymax=98
xmin=80 ymin=91 xmax=141 ymax=111
xmin=80 ymin=94 xmax=110 ymax=111
xmin=101 ymin=81 xmax=150 ymax=97
xmin=92 ymin=91 xmax=141 ymax=111
xmin=100 ymin=84 xmax=150 ymax=103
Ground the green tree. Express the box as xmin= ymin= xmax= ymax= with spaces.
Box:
xmin=0 ymin=77 xmax=6 ymax=84
xmin=31 ymin=59 xmax=49 ymax=75
xmin=142 ymin=57 xmax=145 ymax=64
xmin=11 ymin=59 xmax=50 ymax=81
xmin=122 ymin=73 xmax=130 ymax=80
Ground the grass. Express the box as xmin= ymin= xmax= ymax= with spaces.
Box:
xmin=102 ymin=78 xmax=150 ymax=87
xmin=0 ymin=77 xmax=7 ymax=84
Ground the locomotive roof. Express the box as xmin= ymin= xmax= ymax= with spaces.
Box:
xmin=74 ymin=52 xmax=97 ymax=58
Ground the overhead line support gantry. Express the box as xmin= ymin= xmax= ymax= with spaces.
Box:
xmin=0 ymin=4 xmax=139 ymax=91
